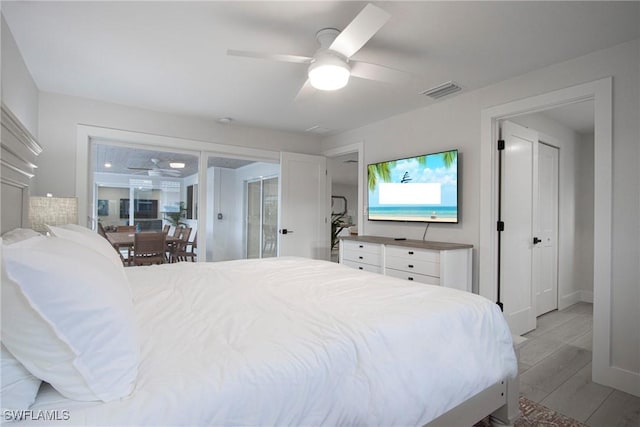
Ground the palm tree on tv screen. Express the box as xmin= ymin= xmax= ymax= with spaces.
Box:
xmin=368 ymin=162 xmax=394 ymax=191
xmin=367 ymin=150 xmax=457 ymax=192
xmin=442 ymin=150 xmax=457 ymax=168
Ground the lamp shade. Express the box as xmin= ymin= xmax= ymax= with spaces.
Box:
xmin=29 ymin=196 xmax=78 ymax=233
xmin=308 ymin=53 xmax=350 ymax=91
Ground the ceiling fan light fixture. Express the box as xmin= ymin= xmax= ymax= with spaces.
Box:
xmin=169 ymin=162 xmax=185 ymax=169
xmin=308 ymin=54 xmax=350 ymax=91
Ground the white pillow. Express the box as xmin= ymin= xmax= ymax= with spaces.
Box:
xmin=1 ymin=228 xmax=42 ymax=246
xmin=1 ymin=343 xmax=41 ymax=410
xmin=56 ymin=223 xmax=93 ymax=234
xmin=46 ymin=224 xmax=123 ymax=270
xmin=1 ymin=236 xmax=139 ymax=402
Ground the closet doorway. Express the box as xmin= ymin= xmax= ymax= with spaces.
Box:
xmin=479 ymin=80 xmax=614 ymax=389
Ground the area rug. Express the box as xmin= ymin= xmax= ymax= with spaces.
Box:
xmin=474 ymin=395 xmax=588 ymax=427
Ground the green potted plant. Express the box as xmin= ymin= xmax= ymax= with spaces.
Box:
xmin=164 ymin=201 xmax=187 ymax=228
xmin=331 ymin=212 xmax=348 ymax=251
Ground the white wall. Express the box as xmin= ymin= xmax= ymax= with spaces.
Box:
xmin=1 ymin=15 xmax=38 ymax=138
xmin=207 ymin=167 xmax=240 ymax=261
xmin=322 ymin=39 xmax=640 ymax=384
xmin=35 ymin=91 xmax=322 ymax=198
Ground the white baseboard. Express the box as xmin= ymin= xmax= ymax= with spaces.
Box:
xmin=594 ymin=364 xmax=640 ymax=398
xmin=580 ymin=290 xmax=594 ymax=303
xmin=558 ymin=291 xmax=581 ymax=310
xmin=558 ymin=290 xmax=593 ymax=309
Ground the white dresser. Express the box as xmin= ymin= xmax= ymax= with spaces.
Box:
xmin=339 ymin=236 xmax=473 ymax=292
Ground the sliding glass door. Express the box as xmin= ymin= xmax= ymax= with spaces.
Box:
xmin=205 ymin=156 xmax=279 ymax=262
xmin=246 ymin=176 xmax=278 ymax=259
xmin=91 ymin=140 xmax=283 ymax=264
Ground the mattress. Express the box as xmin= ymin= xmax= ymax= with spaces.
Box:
xmin=19 ymin=257 xmax=517 ymax=426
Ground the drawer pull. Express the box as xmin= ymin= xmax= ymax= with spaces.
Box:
xmin=408 ymin=251 xmax=414 ymax=255
xmin=358 ymin=267 xmax=363 ymax=270
xmin=359 ymin=245 xmax=364 ymax=248
xmin=358 ymin=256 xmax=363 ymax=260
xmin=408 ymin=264 xmax=414 ymax=268
xmin=408 ymin=277 xmax=414 ymax=281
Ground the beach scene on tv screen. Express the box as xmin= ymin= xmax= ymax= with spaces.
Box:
xmin=368 ymin=150 xmax=458 ymax=222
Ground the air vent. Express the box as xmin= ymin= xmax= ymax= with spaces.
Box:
xmin=420 ymin=81 xmax=462 ymax=100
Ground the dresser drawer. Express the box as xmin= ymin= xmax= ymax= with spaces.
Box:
xmin=386 ymin=245 xmax=440 ymax=262
xmin=341 ymin=240 xmax=382 ymax=266
xmin=343 ymin=250 xmax=382 ymax=266
xmin=386 ymin=268 xmax=441 ymax=285
xmin=342 ymin=260 xmax=382 ymax=274
xmin=385 ymin=255 xmax=440 ymax=277
xmin=342 ymin=240 xmax=382 ymax=255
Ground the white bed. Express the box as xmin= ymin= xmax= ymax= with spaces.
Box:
xmin=5 ymin=257 xmax=515 ymax=426
xmin=1 ymin=105 xmax=518 ymax=426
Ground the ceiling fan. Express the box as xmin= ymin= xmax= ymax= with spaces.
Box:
xmin=227 ymin=3 xmax=409 ymax=99
xmin=128 ymin=158 xmax=183 ymax=177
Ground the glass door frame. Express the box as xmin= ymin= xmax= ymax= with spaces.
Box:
xmin=245 ymin=174 xmax=279 ymax=259
xmin=77 ymin=124 xmax=280 ymax=263
xmin=91 ymin=140 xmax=198 ymax=232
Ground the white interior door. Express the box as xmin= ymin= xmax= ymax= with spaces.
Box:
xmin=535 ymin=143 xmax=559 ymax=316
xmin=501 ymin=121 xmax=538 ymax=336
xmin=278 ymin=152 xmax=329 ymax=260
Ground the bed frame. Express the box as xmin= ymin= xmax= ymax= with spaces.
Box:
xmin=1 ymin=104 xmax=42 ymax=234
xmin=1 ymin=104 xmax=519 ymax=426
xmin=427 ymin=336 xmax=525 ymax=426
xmin=425 ymin=376 xmax=518 ymax=426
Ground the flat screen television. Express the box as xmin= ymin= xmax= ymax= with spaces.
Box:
xmin=367 ymin=149 xmax=458 ymax=223
xmin=119 ymin=199 xmax=158 ymax=219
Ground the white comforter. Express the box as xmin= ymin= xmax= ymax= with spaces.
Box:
xmin=23 ymin=257 xmax=517 ymax=426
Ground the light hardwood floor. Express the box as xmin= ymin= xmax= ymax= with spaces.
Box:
xmin=519 ymin=302 xmax=640 ymax=426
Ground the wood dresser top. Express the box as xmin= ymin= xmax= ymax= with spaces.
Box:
xmin=341 ymin=235 xmax=473 ymax=250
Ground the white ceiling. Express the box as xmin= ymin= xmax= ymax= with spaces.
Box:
xmin=540 ymin=101 xmax=595 ymax=135
xmin=3 ymin=1 xmax=638 ymax=136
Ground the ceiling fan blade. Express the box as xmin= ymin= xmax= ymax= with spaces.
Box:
xmin=158 ymin=169 xmax=182 ymax=175
xmin=227 ymin=49 xmax=313 ymax=64
xmin=128 ymin=167 xmax=152 ymax=171
xmin=329 ymin=3 xmax=390 ymax=59
xmin=293 ymin=79 xmax=317 ymax=102
xmin=350 ymin=61 xmax=412 ymax=85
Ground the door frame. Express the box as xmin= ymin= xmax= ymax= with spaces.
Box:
xmin=478 ymin=78 xmax=623 ymax=392
xmin=323 ymin=141 xmax=365 ymax=235
xmin=76 ymin=125 xmax=279 ymax=263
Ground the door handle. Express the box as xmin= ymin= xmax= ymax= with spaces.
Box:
xmin=533 ymin=237 xmax=542 ymax=244
xmin=279 ymin=229 xmax=294 ymax=235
